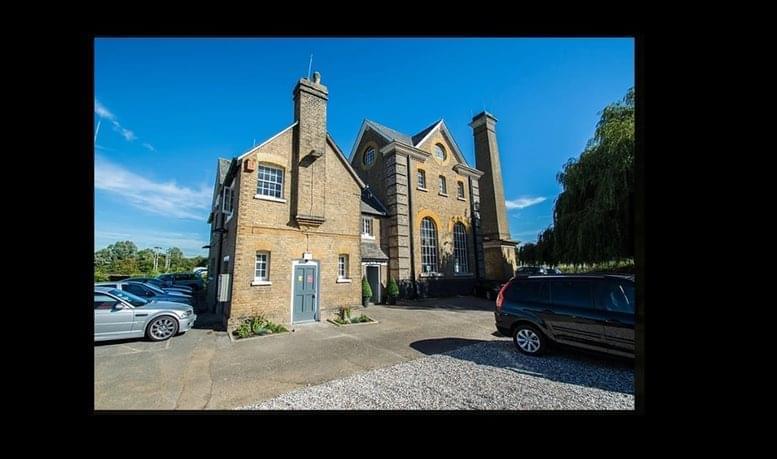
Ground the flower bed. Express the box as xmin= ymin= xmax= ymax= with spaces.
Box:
xmin=231 ymin=315 xmax=289 ymax=340
xmin=327 ymin=307 xmax=376 ymax=326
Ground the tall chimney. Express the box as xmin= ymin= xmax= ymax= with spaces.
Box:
xmin=292 ymin=71 xmax=328 ymax=227
xmin=470 ymin=111 xmax=511 ymax=242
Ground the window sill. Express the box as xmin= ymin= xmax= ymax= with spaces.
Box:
xmin=453 ymin=272 xmax=475 ymax=277
xmin=251 ymin=280 xmax=272 ymax=286
xmin=457 ymin=196 xmax=466 ymax=201
xmin=254 ymin=194 xmax=286 ymax=203
xmin=417 ymin=186 xmax=428 ymax=192
xmin=336 ymin=278 xmax=352 ymax=283
xmin=439 ymin=192 xmax=448 ymax=197
xmin=361 ymin=235 xmax=375 ymax=240
xmin=419 ymin=272 xmax=443 ymax=278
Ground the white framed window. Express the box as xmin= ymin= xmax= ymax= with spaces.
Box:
xmin=257 ymin=165 xmax=284 ymax=199
xmin=417 ymin=169 xmax=426 ymax=189
xmin=439 ymin=176 xmax=447 ymax=195
xmin=338 ymin=254 xmax=349 ymax=280
xmin=420 ymin=217 xmax=438 ymax=273
xmin=453 ymin=223 xmax=469 ymax=273
xmin=222 ymin=186 xmax=234 ymax=215
xmin=362 ymin=216 xmax=373 ymax=238
xmin=363 ymin=148 xmax=375 ymax=166
xmin=254 ymin=251 xmax=270 ymax=283
xmin=457 ymin=181 xmax=465 ymax=199
xmin=434 ymin=144 xmax=446 ymax=161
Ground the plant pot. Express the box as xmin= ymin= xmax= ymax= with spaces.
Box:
xmin=362 ymin=297 xmax=370 ymax=307
xmin=388 ymin=296 xmax=397 ymax=305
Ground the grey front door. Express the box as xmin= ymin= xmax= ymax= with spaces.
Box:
xmin=293 ymin=263 xmax=317 ymax=322
xmin=366 ymin=266 xmax=380 ymax=303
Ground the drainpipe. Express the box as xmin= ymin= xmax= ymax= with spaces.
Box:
xmin=469 ymin=176 xmax=480 ymax=282
xmin=406 ymin=156 xmax=417 ymax=297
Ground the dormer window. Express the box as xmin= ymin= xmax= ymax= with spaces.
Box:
xmin=362 ymin=216 xmax=374 ymax=238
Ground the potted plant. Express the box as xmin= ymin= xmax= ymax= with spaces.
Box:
xmin=386 ymin=277 xmax=399 ymax=305
xmin=361 ymin=276 xmax=373 ymax=307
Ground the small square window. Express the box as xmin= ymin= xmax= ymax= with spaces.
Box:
xmin=257 ymin=165 xmax=284 ymax=199
xmin=362 ymin=217 xmax=373 ymax=237
xmin=255 ymin=252 xmax=270 ymax=281
xmin=417 ymin=170 xmax=426 ymax=188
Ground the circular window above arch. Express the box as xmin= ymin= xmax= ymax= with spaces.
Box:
xmin=363 ymin=147 xmax=376 ymax=166
xmin=433 ymin=144 xmax=447 ymax=162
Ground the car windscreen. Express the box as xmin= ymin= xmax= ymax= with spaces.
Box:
xmin=141 ymin=283 xmax=166 ymax=294
xmin=109 ymin=288 xmax=148 ymax=307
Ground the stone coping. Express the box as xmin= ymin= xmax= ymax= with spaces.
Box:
xmin=228 ymin=329 xmax=292 ymax=343
xmin=326 ymin=317 xmax=379 ymax=327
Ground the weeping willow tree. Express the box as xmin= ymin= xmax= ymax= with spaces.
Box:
xmin=537 ymin=88 xmax=635 ymax=266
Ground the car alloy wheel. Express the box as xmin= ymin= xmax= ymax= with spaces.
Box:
xmin=148 ymin=316 xmax=179 ymax=341
xmin=513 ymin=325 xmax=544 ymax=355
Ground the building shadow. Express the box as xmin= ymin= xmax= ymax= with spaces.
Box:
xmin=409 ymin=338 xmax=634 ymax=394
xmin=193 ymin=312 xmax=227 ymax=332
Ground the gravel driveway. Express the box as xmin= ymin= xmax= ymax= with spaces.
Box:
xmin=241 ymin=341 xmax=634 ymax=410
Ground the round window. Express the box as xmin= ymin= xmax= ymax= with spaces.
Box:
xmin=364 ymin=147 xmax=375 ymax=166
xmin=434 ymin=144 xmax=446 ymax=161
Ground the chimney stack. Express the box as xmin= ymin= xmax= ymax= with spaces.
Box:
xmin=292 ymin=72 xmax=328 ymax=226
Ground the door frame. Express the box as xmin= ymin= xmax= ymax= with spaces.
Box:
xmin=365 ymin=265 xmax=381 ymax=303
xmin=289 ymin=259 xmax=320 ymax=324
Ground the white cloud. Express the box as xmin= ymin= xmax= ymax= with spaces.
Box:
xmin=505 ymin=196 xmax=547 ymax=210
xmin=94 ymin=155 xmax=212 ymax=220
xmin=94 ymin=99 xmax=116 ymax=120
xmin=95 ymin=98 xmax=139 ymax=142
xmin=142 ymin=143 xmax=156 ymax=152
xmin=94 ymin=229 xmax=208 ymax=257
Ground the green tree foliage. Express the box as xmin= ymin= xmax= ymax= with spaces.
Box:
xmin=386 ymin=277 xmax=399 ymax=297
xmin=535 ymin=88 xmax=634 ymax=266
xmin=361 ymin=276 xmax=373 ymax=299
xmin=94 ymin=240 xmax=206 ymax=277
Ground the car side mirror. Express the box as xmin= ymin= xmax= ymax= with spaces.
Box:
xmin=113 ymin=303 xmax=126 ymax=310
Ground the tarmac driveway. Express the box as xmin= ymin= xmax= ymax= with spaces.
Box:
xmin=94 ymin=295 xmax=633 ymax=410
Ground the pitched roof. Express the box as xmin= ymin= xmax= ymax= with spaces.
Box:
xmin=365 ymin=119 xmax=414 ymax=145
xmin=361 ymin=187 xmax=387 ymax=216
xmin=360 ymin=242 xmax=389 ymax=261
xmin=411 ymin=120 xmax=442 ymax=145
xmin=217 ymin=158 xmax=231 ymax=184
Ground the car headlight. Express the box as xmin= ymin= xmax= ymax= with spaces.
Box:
xmin=181 ymin=310 xmax=193 ymax=318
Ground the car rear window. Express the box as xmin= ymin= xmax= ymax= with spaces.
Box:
xmin=550 ymin=279 xmax=594 ymax=309
xmin=507 ymin=279 xmax=548 ymax=303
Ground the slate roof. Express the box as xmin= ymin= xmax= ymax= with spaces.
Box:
xmin=361 ymin=242 xmax=389 ymax=261
xmin=411 ymin=120 xmax=442 ymax=145
xmin=364 ymin=119 xmax=414 ymax=146
xmin=361 ymin=187 xmax=387 ymax=216
xmin=217 ymin=158 xmax=231 ymax=185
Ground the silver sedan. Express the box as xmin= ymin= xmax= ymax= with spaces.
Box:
xmin=94 ymin=287 xmax=197 ymax=342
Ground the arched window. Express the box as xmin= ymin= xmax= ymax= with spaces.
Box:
xmin=420 ymin=217 xmax=438 ymax=273
xmin=363 ymin=147 xmax=375 ymax=166
xmin=453 ymin=223 xmax=469 ymax=273
xmin=434 ymin=144 xmax=446 ymax=161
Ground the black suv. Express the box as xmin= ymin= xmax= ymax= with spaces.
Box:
xmin=495 ymin=274 xmax=635 ymax=358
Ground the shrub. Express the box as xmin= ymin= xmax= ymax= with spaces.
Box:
xmin=361 ymin=276 xmax=373 ymax=299
xmin=234 ymin=322 xmax=251 ymax=339
xmin=386 ymin=277 xmax=399 ymax=297
xmin=94 ymin=271 xmax=109 ymax=282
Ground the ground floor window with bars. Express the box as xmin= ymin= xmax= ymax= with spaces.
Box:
xmin=453 ymin=223 xmax=469 ymax=273
xmin=420 ymin=217 xmax=438 ymax=273
xmin=255 ymin=251 xmax=270 ymax=281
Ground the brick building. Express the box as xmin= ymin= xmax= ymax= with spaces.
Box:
xmin=206 ymin=73 xmax=515 ymax=330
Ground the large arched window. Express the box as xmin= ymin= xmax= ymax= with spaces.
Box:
xmin=453 ymin=223 xmax=469 ymax=273
xmin=420 ymin=217 xmax=438 ymax=273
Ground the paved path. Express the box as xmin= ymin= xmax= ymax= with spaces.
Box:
xmin=94 ymin=296 xmax=634 ymax=410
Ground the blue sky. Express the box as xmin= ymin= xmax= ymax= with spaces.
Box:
xmin=94 ymin=37 xmax=633 ymax=257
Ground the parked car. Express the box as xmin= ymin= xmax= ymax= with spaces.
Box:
xmin=124 ymin=277 xmax=192 ymax=295
xmin=516 ymin=266 xmax=547 ymax=276
xmin=95 ymin=281 xmax=194 ymax=307
xmin=94 ymin=287 xmax=196 ymax=342
xmin=494 ymin=274 xmax=635 ymax=358
xmin=473 ymin=279 xmax=506 ymax=301
xmin=544 ymin=267 xmax=563 ymax=275
xmin=158 ymin=272 xmax=205 ymax=291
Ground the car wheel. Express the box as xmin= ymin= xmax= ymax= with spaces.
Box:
xmin=146 ymin=315 xmax=179 ymax=341
xmin=512 ymin=324 xmax=545 ymax=355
